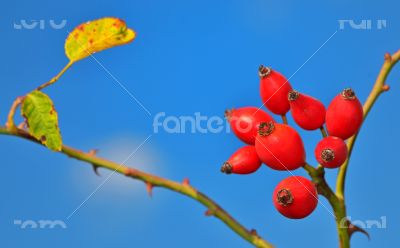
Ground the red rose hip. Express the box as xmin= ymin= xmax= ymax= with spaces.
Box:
xmin=288 ymin=90 xmax=326 ymax=130
xmin=255 ymin=121 xmax=306 ymax=171
xmin=259 ymin=65 xmax=293 ymax=115
xmin=326 ymin=88 xmax=363 ymax=140
xmin=225 ymin=107 xmax=275 ymax=145
xmin=221 ymin=146 xmax=262 ymax=174
xmin=315 ymin=136 xmax=348 ymax=168
xmin=273 ymin=176 xmax=318 ymax=219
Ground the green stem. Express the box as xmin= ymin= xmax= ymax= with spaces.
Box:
xmin=334 ymin=200 xmax=350 ymax=248
xmin=320 ymin=126 xmax=327 ymax=138
xmin=37 ymin=61 xmax=73 ymax=91
xmin=303 ymin=164 xmax=349 ymax=248
xmin=336 ymin=50 xmax=400 ymax=200
xmin=296 ymin=50 xmax=400 ymax=248
xmin=0 ymin=126 xmax=273 ymax=248
xmin=281 ymin=114 xmax=288 ymax=124
xmin=328 ymin=50 xmax=400 ymax=248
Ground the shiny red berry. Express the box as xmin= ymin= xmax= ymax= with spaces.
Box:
xmin=259 ymin=65 xmax=293 ymax=115
xmin=221 ymin=146 xmax=262 ymax=174
xmin=326 ymin=88 xmax=363 ymax=140
xmin=225 ymin=107 xmax=275 ymax=145
xmin=315 ymin=136 xmax=348 ymax=168
xmin=255 ymin=122 xmax=305 ymax=171
xmin=288 ymin=90 xmax=326 ymax=131
xmin=273 ymin=176 xmax=318 ymax=219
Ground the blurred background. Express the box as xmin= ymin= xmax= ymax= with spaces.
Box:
xmin=0 ymin=0 xmax=399 ymax=247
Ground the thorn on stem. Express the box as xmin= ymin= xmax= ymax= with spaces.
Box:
xmin=182 ymin=178 xmax=190 ymax=186
xmin=348 ymin=221 xmax=370 ymax=240
xmin=88 ymin=150 xmax=100 ymax=176
xmin=250 ymin=229 xmax=258 ymax=236
xmin=382 ymin=85 xmax=390 ymax=92
xmin=146 ymin=182 xmax=153 ymax=198
xmin=91 ymin=164 xmax=100 ymax=176
xmin=17 ymin=121 xmax=27 ymax=129
xmin=384 ymin=53 xmax=392 ymax=62
xmin=205 ymin=209 xmax=214 ymax=216
xmin=88 ymin=149 xmax=98 ymax=156
xmin=124 ymin=168 xmax=135 ymax=177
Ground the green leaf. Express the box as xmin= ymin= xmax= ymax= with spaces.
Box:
xmin=65 ymin=17 xmax=136 ymax=63
xmin=21 ymin=91 xmax=62 ymax=151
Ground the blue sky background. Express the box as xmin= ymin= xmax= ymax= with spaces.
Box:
xmin=1 ymin=0 xmax=399 ymax=247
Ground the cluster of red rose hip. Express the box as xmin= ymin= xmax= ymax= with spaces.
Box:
xmin=221 ymin=65 xmax=363 ymax=219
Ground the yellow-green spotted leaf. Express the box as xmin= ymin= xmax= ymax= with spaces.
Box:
xmin=21 ymin=91 xmax=62 ymax=151
xmin=65 ymin=17 xmax=135 ymax=63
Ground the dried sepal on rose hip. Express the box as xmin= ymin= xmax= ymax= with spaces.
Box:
xmin=225 ymin=107 xmax=275 ymax=145
xmin=220 ymin=146 xmax=262 ymax=175
xmin=255 ymin=121 xmax=306 ymax=171
xmin=259 ymin=65 xmax=293 ymax=115
xmin=273 ymin=176 xmax=318 ymax=219
xmin=315 ymin=136 xmax=348 ymax=168
xmin=288 ymin=90 xmax=326 ymax=131
xmin=326 ymin=88 xmax=363 ymax=140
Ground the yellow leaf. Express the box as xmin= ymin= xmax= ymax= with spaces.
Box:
xmin=65 ymin=17 xmax=135 ymax=63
